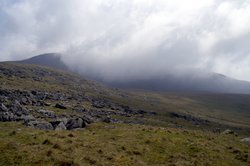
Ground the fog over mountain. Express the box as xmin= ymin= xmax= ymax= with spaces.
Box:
xmin=1 ymin=0 xmax=250 ymax=82
xmin=15 ymin=53 xmax=250 ymax=94
xmin=18 ymin=53 xmax=68 ymax=71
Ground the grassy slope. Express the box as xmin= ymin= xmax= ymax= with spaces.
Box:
xmin=0 ymin=122 xmax=249 ymax=166
xmin=0 ymin=63 xmax=250 ymax=165
xmin=105 ymin=89 xmax=250 ymax=129
xmin=0 ymin=62 xmax=107 ymax=95
xmin=1 ymin=62 xmax=250 ymax=128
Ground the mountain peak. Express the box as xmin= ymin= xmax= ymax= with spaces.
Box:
xmin=18 ymin=53 xmax=68 ymax=71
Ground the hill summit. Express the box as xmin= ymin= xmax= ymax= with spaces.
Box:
xmin=18 ymin=53 xmax=68 ymax=71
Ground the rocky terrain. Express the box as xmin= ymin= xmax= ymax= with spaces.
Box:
xmin=0 ymin=88 xmax=157 ymax=131
xmin=0 ymin=61 xmax=249 ymax=165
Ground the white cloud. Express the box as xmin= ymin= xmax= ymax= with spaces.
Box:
xmin=0 ymin=0 xmax=250 ymax=81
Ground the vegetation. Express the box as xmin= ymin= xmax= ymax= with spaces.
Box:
xmin=0 ymin=63 xmax=250 ymax=165
xmin=0 ymin=122 xmax=249 ymax=166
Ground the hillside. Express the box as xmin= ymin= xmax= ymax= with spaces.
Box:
xmin=15 ymin=53 xmax=250 ymax=94
xmin=106 ymin=72 xmax=250 ymax=94
xmin=0 ymin=62 xmax=250 ymax=165
xmin=1 ymin=62 xmax=250 ymax=128
xmin=18 ymin=53 xmax=68 ymax=71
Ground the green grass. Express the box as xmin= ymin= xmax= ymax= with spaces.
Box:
xmin=0 ymin=122 xmax=249 ymax=166
xmin=1 ymin=62 xmax=250 ymax=165
xmin=1 ymin=62 xmax=250 ymax=129
xmin=107 ymin=90 xmax=250 ymax=128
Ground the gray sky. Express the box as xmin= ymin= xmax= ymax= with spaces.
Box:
xmin=1 ymin=0 xmax=250 ymax=81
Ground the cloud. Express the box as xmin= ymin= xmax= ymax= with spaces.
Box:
xmin=0 ymin=0 xmax=250 ymax=81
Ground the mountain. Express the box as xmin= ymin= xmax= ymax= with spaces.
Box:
xmin=0 ymin=58 xmax=250 ymax=165
xmin=107 ymin=72 xmax=250 ymax=94
xmin=15 ymin=53 xmax=250 ymax=94
xmin=18 ymin=53 xmax=68 ymax=71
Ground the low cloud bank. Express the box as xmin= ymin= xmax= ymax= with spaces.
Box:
xmin=1 ymin=0 xmax=250 ymax=81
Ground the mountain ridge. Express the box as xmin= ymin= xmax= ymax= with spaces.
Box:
xmin=12 ymin=53 xmax=250 ymax=94
xmin=18 ymin=53 xmax=68 ymax=71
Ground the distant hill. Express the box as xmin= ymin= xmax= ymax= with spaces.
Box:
xmin=18 ymin=53 xmax=68 ymax=71
xmin=106 ymin=72 xmax=250 ymax=94
xmin=15 ymin=53 xmax=250 ymax=94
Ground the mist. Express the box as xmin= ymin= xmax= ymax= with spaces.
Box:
xmin=1 ymin=0 xmax=250 ymax=81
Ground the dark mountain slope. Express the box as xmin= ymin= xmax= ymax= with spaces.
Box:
xmin=18 ymin=53 xmax=68 ymax=71
xmin=15 ymin=53 xmax=250 ymax=94
xmin=107 ymin=72 xmax=250 ymax=94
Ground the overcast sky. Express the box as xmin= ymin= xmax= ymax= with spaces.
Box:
xmin=0 ymin=0 xmax=250 ymax=81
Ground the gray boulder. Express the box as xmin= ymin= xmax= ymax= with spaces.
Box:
xmin=92 ymin=101 xmax=106 ymax=108
xmin=37 ymin=109 xmax=56 ymax=118
xmin=55 ymin=122 xmax=67 ymax=130
xmin=0 ymin=112 xmax=16 ymax=121
xmin=102 ymin=116 xmax=111 ymax=123
xmin=26 ymin=120 xmax=54 ymax=130
xmin=55 ymin=103 xmax=66 ymax=109
xmin=81 ymin=115 xmax=94 ymax=124
xmin=66 ymin=118 xmax=86 ymax=130
xmin=20 ymin=97 xmax=32 ymax=105
xmin=50 ymin=120 xmax=61 ymax=127
xmin=0 ymin=103 xmax=8 ymax=112
xmin=9 ymin=100 xmax=28 ymax=116
xmin=222 ymin=129 xmax=235 ymax=135
xmin=60 ymin=118 xmax=68 ymax=125
xmin=20 ymin=115 xmax=36 ymax=123
xmin=240 ymin=138 xmax=250 ymax=144
xmin=50 ymin=119 xmax=68 ymax=130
